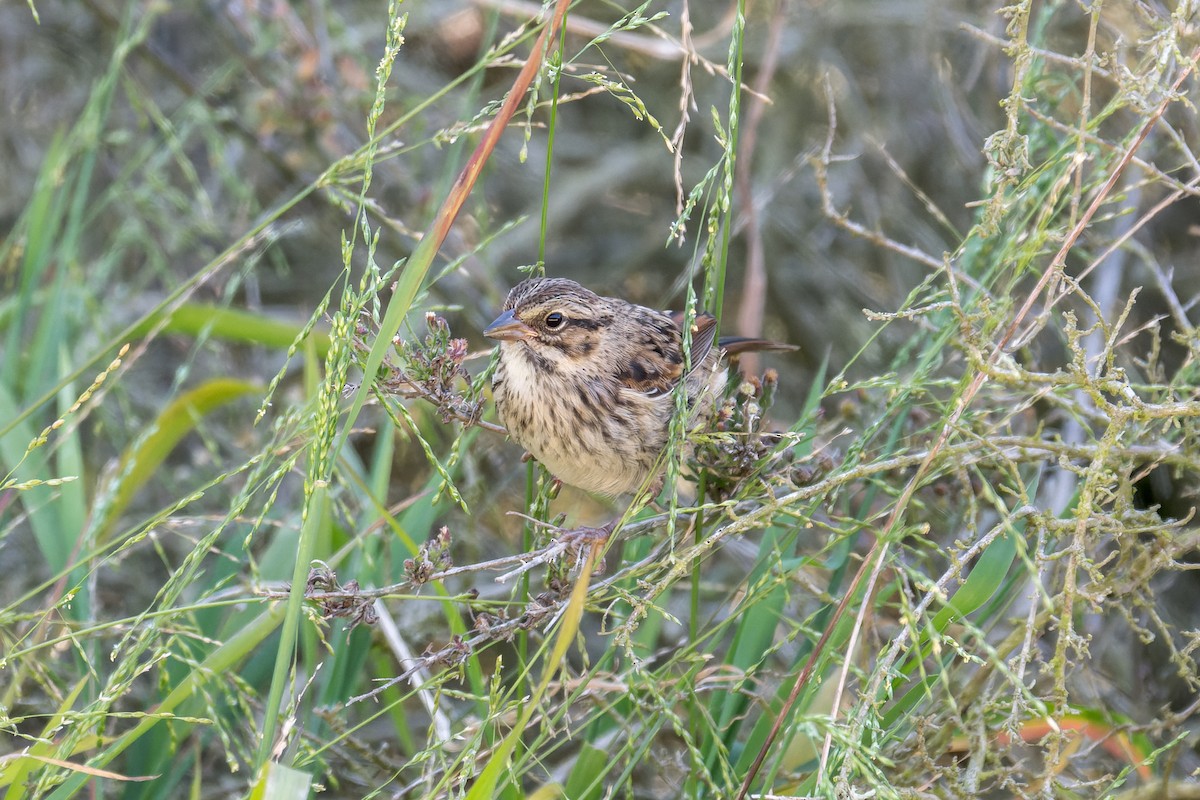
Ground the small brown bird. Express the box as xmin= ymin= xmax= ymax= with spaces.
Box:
xmin=484 ymin=277 xmax=792 ymax=497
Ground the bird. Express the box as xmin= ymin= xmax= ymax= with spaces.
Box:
xmin=483 ymin=277 xmax=793 ymax=498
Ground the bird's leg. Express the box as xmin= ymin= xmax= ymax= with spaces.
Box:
xmin=559 ymin=517 xmax=617 ymax=544
xmin=556 ymin=518 xmax=614 ymax=575
xmin=504 ymin=512 xmax=614 ymax=559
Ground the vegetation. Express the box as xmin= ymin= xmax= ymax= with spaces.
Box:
xmin=1 ymin=0 xmax=1199 ymax=798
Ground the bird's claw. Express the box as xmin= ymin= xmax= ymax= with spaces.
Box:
xmin=559 ymin=518 xmax=616 ymax=545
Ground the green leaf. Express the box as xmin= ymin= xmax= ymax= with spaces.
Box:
xmin=99 ymin=378 xmax=261 ymax=542
xmin=127 ymin=304 xmax=331 ymax=356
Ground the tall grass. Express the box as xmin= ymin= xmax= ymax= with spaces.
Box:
xmin=2 ymin=1 xmax=1199 ymax=799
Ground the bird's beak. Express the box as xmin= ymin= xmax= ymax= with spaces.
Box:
xmin=484 ymin=309 xmax=537 ymax=342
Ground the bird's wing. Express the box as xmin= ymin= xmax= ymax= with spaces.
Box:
xmin=616 ymin=312 xmax=718 ymax=396
xmin=682 ymin=312 xmax=720 ymax=371
xmin=665 ymin=311 xmax=722 ymax=367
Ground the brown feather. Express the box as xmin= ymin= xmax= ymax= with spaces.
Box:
xmin=617 ymin=311 xmax=719 ymax=395
xmin=718 ymin=336 xmax=799 ymax=355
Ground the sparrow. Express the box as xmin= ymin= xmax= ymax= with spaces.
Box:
xmin=483 ymin=277 xmax=793 ymax=497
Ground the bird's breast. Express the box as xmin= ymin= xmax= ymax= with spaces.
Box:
xmin=493 ymin=344 xmax=672 ymax=496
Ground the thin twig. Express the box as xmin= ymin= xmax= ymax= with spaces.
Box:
xmin=734 ymin=0 xmax=788 ymax=368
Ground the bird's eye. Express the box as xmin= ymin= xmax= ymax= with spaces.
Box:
xmin=544 ymin=312 xmax=566 ymax=330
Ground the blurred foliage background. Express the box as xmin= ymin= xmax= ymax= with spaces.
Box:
xmin=2 ymin=0 xmax=1200 ymax=798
